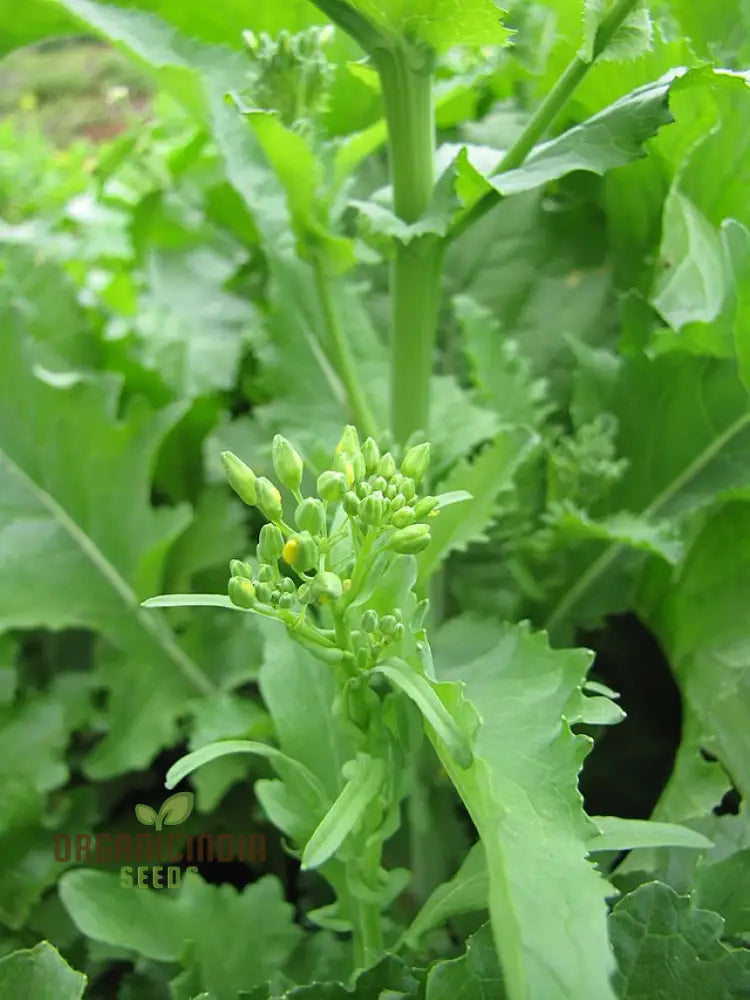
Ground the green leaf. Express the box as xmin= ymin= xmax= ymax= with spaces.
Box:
xmin=695 ymin=849 xmax=750 ymax=937
xmin=433 ymin=619 xmax=620 ymax=1000
xmin=609 ymin=882 xmax=750 ymax=998
xmin=165 ymin=739 xmax=329 ymax=815
xmin=641 ymin=503 xmax=750 ymax=808
xmin=142 ymin=594 xmax=238 ymax=609
xmin=417 ymin=428 xmax=537 ymax=580
xmin=582 ymin=0 xmax=653 ymax=63
xmin=0 ymin=323 xmax=211 ymax=777
xmin=374 ymin=659 xmax=474 ymax=769
xmin=257 ymin=622 xmax=356 ymax=801
xmin=547 ymin=504 xmax=684 ymax=564
xmin=426 ymin=922 xmax=506 ymax=1000
xmin=301 ymin=754 xmax=385 ymax=869
xmin=586 ymin=816 xmax=714 ymax=853
xmin=0 ymin=941 xmax=86 ymax=1000
xmin=60 ymin=871 xmax=302 ymax=998
xmin=401 ymin=841 xmax=488 ymax=949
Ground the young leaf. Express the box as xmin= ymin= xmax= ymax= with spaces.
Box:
xmin=426 ymin=922 xmax=506 ymax=1000
xmin=373 ymin=659 xmax=473 ymax=769
xmin=582 ymin=0 xmax=653 ymax=63
xmin=300 ymin=754 xmax=385 ymax=870
xmin=0 ymin=941 xmax=86 ymax=1000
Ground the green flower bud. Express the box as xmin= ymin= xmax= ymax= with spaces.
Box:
xmin=230 ymin=559 xmax=253 ymax=580
xmin=280 ymin=576 xmax=296 ymax=594
xmin=278 ymin=592 xmax=295 ymax=610
xmin=392 ymin=622 xmax=405 ymax=641
xmin=390 ymin=523 xmax=431 ymax=554
xmin=362 ymin=437 xmax=380 ymax=474
xmin=333 ymin=453 xmax=356 ymax=488
xmin=311 ymin=571 xmax=343 ymax=605
xmin=357 ymin=481 xmax=372 ymax=499
xmin=372 ymin=475 xmax=387 ymax=493
xmin=391 ymin=506 xmax=416 ymax=528
xmin=385 ymin=483 xmax=397 ymax=500
xmin=258 ymin=523 xmax=284 ymax=562
xmin=335 ymin=425 xmax=360 ymax=458
xmin=352 ymin=452 xmax=366 ymax=482
xmin=414 ymin=496 xmax=439 ymax=518
xmin=282 ymin=531 xmax=318 ymax=571
xmin=256 ymin=477 xmax=283 ymax=522
xmin=361 ymin=609 xmax=378 ymax=633
xmin=270 ymin=588 xmax=281 ymax=605
xmin=401 ymin=442 xmax=430 ymax=485
xmin=392 ymin=473 xmax=404 ymax=490
xmin=297 ymin=583 xmax=312 ymax=604
xmin=317 ymin=470 xmax=348 ymax=502
xmin=378 ymin=452 xmax=396 ymax=479
xmin=380 ymin=614 xmax=397 ymax=636
xmin=390 ymin=494 xmax=405 ymax=513
xmin=401 ymin=478 xmax=416 ymax=500
xmin=257 ymin=563 xmax=275 ymax=583
xmin=255 ymin=582 xmax=273 ymax=604
xmin=295 ymin=497 xmax=326 ymax=535
xmin=360 ymin=491 xmax=384 ymax=526
xmin=343 ymin=491 xmax=360 ymax=516
xmin=220 ymin=451 xmax=257 ymax=506
xmin=272 ymin=434 xmax=304 ymax=492
xmin=228 ymin=576 xmax=255 ymax=609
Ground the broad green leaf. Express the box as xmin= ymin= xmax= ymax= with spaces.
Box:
xmin=0 ymin=323 xmax=211 ymax=777
xmin=417 ymin=428 xmax=537 ymax=580
xmin=60 ymin=871 xmax=301 ymax=999
xmin=641 ymin=504 xmax=750 ymax=806
xmin=609 ymin=882 xmax=750 ymax=998
xmin=695 ymin=849 xmax=750 ymax=937
xmin=0 ymin=941 xmax=86 ymax=1000
xmin=665 ymin=0 xmax=750 ymax=64
xmin=301 ymin=754 xmax=385 ymax=869
xmin=586 ymin=816 xmax=713 ymax=852
xmin=428 ymin=376 xmax=499 ymax=479
xmin=432 ymin=619 xmax=620 ymax=1000
xmin=374 ymin=660 xmax=474 ymax=769
xmin=401 ymin=841 xmax=488 ymax=949
xmin=426 ymin=922 xmax=506 ymax=1000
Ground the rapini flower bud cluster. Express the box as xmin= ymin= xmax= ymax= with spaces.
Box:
xmin=219 ymin=427 xmax=440 ymax=667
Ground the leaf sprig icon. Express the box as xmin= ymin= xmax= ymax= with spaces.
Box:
xmin=134 ymin=791 xmax=194 ymax=831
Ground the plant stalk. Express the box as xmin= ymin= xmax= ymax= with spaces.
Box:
xmin=311 ymin=253 xmax=379 ymax=439
xmin=374 ymin=45 xmax=442 ymax=445
xmin=448 ymin=0 xmax=644 ymax=243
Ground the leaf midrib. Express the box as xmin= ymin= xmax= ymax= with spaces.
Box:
xmin=545 ymin=412 xmax=750 ymax=631
xmin=1 ymin=448 xmax=213 ymax=695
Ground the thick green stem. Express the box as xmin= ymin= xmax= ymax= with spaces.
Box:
xmin=348 ymin=865 xmax=385 ymax=970
xmin=374 ymin=46 xmax=441 ymax=444
xmin=311 ymin=253 xmax=379 ymax=439
xmin=448 ymin=0 xmax=643 ymax=243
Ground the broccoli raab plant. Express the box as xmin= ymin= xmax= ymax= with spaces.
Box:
xmin=149 ymin=428 xmax=474 ymax=969
xmin=3 ymin=0 xmax=750 ymax=998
